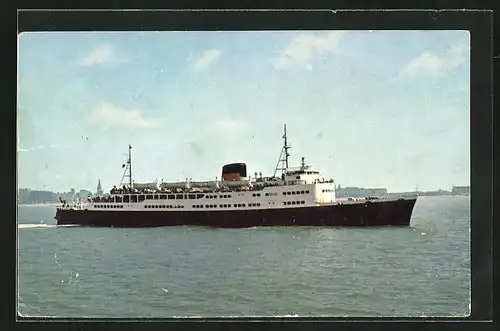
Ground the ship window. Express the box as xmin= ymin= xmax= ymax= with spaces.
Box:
xmin=168 ymin=194 xmax=175 ymax=200
xmin=188 ymin=194 xmax=196 ymax=199
xmin=123 ymin=195 xmax=129 ymax=203
xmin=139 ymin=195 xmax=145 ymax=202
xmin=296 ymin=176 xmax=300 ymax=179
xmin=146 ymin=195 xmax=153 ymax=200
xmin=196 ymin=194 xmax=204 ymax=199
xmin=131 ymin=195 xmax=138 ymax=203
xmin=160 ymin=194 xmax=167 ymax=200
xmin=252 ymin=193 xmax=256 ymax=197
xmin=292 ymin=201 xmax=296 ymax=205
xmin=176 ymin=194 xmax=184 ymax=199
xmin=205 ymin=205 xmax=209 ymax=208
xmin=257 ymin=203 xmax=261 ymax=206
xmin=301 ymin=191 xmax=305 ymax=194
xmin=228 ymin=195 xmax=232 ymax=198
xmin=283 ymin=202 xmax=286 ymax=205
xmin=306 ymin=190 xmax=310 ymax=194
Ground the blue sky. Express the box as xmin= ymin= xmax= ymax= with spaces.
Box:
xmin=17 ymin=30 xmax=469 ymax=193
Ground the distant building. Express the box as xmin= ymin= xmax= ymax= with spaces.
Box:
xmin=336 ymin=187 xmax=388 ymax=198
xmin=76 ymin=189 xmax=93 ymax=200
xmin=96 ymin=179 xmax=103 ymax=195
xmin=452 ymin=186 xmax=470 ymax=196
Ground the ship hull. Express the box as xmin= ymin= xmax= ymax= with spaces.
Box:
xmin=55 ymin=198 xmax=417 ymax=228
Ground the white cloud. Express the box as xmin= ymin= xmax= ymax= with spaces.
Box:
xmin=272 ymin=31 xmax=344 ymax=71
xmin=17 ymin=145 xmax=71 ymax=153
xmin=88 ymin=102 xmax=156 ymax=129
xmin=79 ymin=44 xmax=114 ymax=67
xmin=212 ymin=119 xmax=248 ymax=133
xmin=188 ymin=49 xmax=221 ymax=71
xmin=400 ymin=41 xmax=468 ymax=78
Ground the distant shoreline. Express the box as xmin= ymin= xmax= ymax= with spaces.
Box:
xmin=18 ymin=203 xmax=60 ymax=207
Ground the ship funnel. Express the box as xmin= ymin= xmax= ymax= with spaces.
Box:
xmin=221 ymin=163 xmax=247 ymax=181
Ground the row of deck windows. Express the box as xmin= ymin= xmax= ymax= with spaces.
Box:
xmin=94 ymin=205 xmax=124 ymax=209
xmin=283 ymin=190 xmax=310 ymax=196
xmin=144 ymin=205 xmax=185 ymax=209
xmin=192 ymin=203 xmax=262 ymax=208
xmin=322 ymin=189 xmax=334 ymax=193
xmin=283 ymin=201 xmax=306 ymax=205
xmin=96 ymin=193 xmax=205 ymax=203
xmin=206 ymin=194 xmax=232 ymax=199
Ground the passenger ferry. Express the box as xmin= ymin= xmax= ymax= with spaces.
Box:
xmin=55 ymin=125 xmax=417 ymax=228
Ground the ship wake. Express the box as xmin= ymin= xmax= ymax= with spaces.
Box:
xmin=18 ymin=223 xmax=80 ymax=229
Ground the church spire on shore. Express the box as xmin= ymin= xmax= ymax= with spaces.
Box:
xmin=96 ymin=179 xmax=103 ymax=195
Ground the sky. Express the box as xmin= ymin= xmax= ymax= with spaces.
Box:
xmin=17 ymin=30 xmax=470 ymax=193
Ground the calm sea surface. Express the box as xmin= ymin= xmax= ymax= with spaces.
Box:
xmin=17 ymin=196 xmax=470 ymax=318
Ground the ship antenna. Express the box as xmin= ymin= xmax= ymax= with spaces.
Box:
xmin=129 ymin=144 xmax=133 ymax=189
xmin=119 ymin=144 xmax=133 ymax=189
xmin=273 ymin=124 xmax=291 ymax=178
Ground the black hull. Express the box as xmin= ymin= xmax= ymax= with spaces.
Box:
xmin=55 ymin=198 xmax=417 ymax=228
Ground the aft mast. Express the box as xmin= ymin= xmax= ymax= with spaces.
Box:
xmin=273 ymin=124 xmax=291 ymax=178
xmin=120 ymin=144 xmax=133 ymax=189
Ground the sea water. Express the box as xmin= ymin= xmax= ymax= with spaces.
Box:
xmin=17 ymin=196 xmax=470 ymax=317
